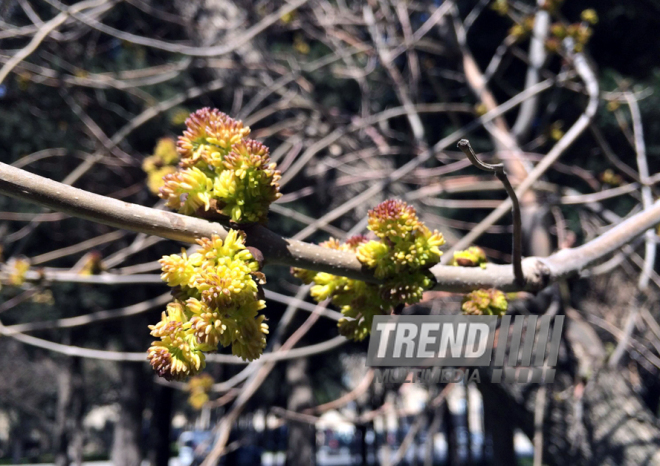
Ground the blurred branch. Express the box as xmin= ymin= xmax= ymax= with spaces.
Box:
xmin=0 ymin=0 xmax=107 ymax=85
xmin=446 ymin=46 xmax=600 ymax=257
xmin=0 ymin=321 xmax=347 ymax=364
xmin=43 ymin=0 xmax=309 ymax=57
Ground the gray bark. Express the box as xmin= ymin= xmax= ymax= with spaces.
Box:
xmin=285 ymin=358 xmax=316 ymax=466
xmin=111 ymin=362 xmax=146 ymax=466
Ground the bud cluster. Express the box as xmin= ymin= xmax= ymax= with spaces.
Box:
xmin=449 ymin=246 xmax=488 ymax=269
xmin=148 ymin=230 xmax=268 ymax=380
xmin=157 ymin=108 xmax=281 ymax=224
xmin=142 ymin=138 xmax=180 ymax=194
xmin=186 ymin=373 xmax=214 ymax=410
xmin=461 ymin=289 xmax=508 ymax=316
xmin=293 ymin=200 xmax=445 ymax=341
xmin=7 ymin=257 xmax=30 ymax=286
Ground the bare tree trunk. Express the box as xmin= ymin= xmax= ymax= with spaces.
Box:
xmin=111 ymin=362 xmax=146 ymax=466
xmin=481 ymin=385 xmax=515 ymax=466
xmin=443 ymin=401 xmax=460 ymax=466
xmin=148 ymin=384 xmax=174 ymax=466
xmin=54 ymin=358 xmax=73 ymax=466
xmin=285 ymin=358 xmax=316 ymax=466
xmin=70 ymin=357 xmax=85 ymax=466
xmin=478 ymin=308 xmax=660 ymax=465
xmin=357 ymin=422 xmax=368 ymax=466
xmin=424 ymin=405 xmax=441 ymax=466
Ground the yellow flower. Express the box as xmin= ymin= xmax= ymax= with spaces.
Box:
xmin=231 ymin=314 xmax=269 ymax=361
xmin=159 ymin=167 xmax=214 ymax=215
xmin=367 ymin=199 xmax=421 ymax=241
xmin=159 ymin=249 xmax=202 ymax=288
xmin=550 ymin=23 xmax=567 ymax=40
xmin=382 ymin=271 xmax=433 ymax=306
xmin=188 ymin=373 xmax=214 ymax=392
xmin=78 ymin=251 xmax=105 ymax=276
xmin=294 ymin=202 xmax=446 ymax=341
xmin=188 ymin=391 xmax=209 ymax=410
xmin=147 ymin=304 xmax=206 ymax=381
xmin=196 ymin=230 xmax=256 ymax=265
xmin=176 ymin=108 xmax=249 ymax=168
xmin=356 ymin=240 xmax=391 ymax=278
xmin=143 ymin=138 xmax=180 ymax=194
xmin=491 ymin=0 xmax=508 ymax=15
xmin=449 ymin=246 xmax=487 ymax=268
xmin=146 ymin=166 xmax=177 ymax=194
xmin=170 ymin=108 xmax=191 ymax=126
xmin=462 ymin=289 xmax=508 ymax=316
xmin=151 ymin=230 xmax=270 ymax=379
xmin=187 ymin=297 xmax=227 ymax=348
xmin=212 ymin=140 xmax=282 ymax=223
xmin=8 ymin=258 xmax=30 ymax=286
xmin=310 ymin=272 xmax=343 ymax=302
xmin=581 ymin=9 xmax=598 ymax=25
xmin=147 ymin=341 xmax=205 ymax=381
xmin=203 ymin=116 xmax=251 ymax=165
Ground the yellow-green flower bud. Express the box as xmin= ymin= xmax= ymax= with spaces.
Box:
xmin=450 ymin=246 xmax=488 ymax=268
xmin=580 ymin=9 xmax=598 ymax=25
xmin=8 ymin=258 xmax=30 ymax=286
xmin=159 ymin=167 xmax=214 ymax=215
xmin=151 ymin=230 xmax=269 ymax=378
xmin=367 ymin=199 xmax=421 ymax=241
xmin=176 ymin=108 xmax=250 ymax=169
xmin=462 ymin=289 xmax=508 ymax=316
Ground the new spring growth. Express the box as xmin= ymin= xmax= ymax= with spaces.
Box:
xmin=187 ymin=373 xmax=214 ymax=410
xmin=159 ymin=108 xmax=281 ymax=224
xmin=7 ymin=257 xmax=30 ymax=286
xmin=449 ymin=247 xmax=508 ymax=315
xmin=449 ymin=246 xmax=488 ymax=269
xmin=462 ymin=289 xmax=508 ymax=316
xmin=142 ymin=138 xmax=179 ymax=194
xmin=293 ymin=200 xmax=445 ymax=341
xmin=148 ymin=230 xmax=269 ymax=381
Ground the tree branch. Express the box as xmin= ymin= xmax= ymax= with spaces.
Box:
xmin=457 ymin=138 xmax=524 ymax=286
xmin=2 ymin=162 xmax=660 ymax=292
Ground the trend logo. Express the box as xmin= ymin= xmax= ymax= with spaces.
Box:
xmin=366 ymin=315 xmax=564 ymax=384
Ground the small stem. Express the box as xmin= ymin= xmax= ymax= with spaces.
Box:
xmin=457 ymin=139 xmax=525 ymax=286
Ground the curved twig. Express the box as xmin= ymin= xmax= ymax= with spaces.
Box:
xmin=458 ymin=139 xmax=524 ymax=286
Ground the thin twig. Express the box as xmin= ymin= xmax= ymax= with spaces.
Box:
xmin=458 ymin=139 xmax=524 ymax=286
xmin=446 ymin=46 xmax=599 ymax=257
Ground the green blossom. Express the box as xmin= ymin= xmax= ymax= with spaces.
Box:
xmin=462 ymin=289 xmax=508 ymax=316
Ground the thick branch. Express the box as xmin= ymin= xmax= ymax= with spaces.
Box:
xmin=0 ymin=162 xmax=370 ymax=282
xmin=2 ymin=162 xmax=660 ymax=292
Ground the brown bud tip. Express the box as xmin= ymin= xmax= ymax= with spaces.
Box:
xmin=251 ymin=271 xmax=267 ymax=285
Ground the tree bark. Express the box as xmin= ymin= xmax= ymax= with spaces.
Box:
xmin=111 ymin=362 xmax=146 ymax=466
xmin=479 ymin=311 xmax=660 ymax=465
xmin=443 ymin=401 xmax=460 ymax=466
xmin=285 ymin=358 xmax=316 ymax=466
xmin=480 ymin=384 xmax=516 ymax=466
xmin=54 ymin=358 xmax=73 ymax=466
xmin=148 ymin=384 xmax=174 ymax=466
